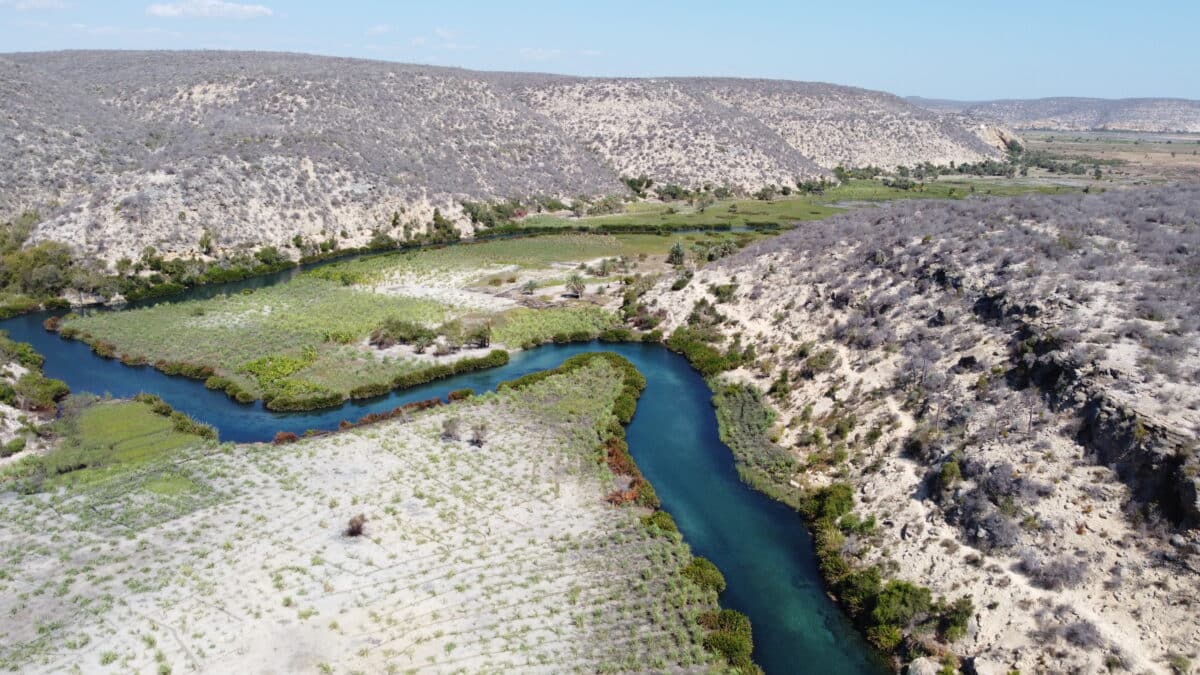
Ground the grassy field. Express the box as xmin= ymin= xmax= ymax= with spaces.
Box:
xmin=59 ymin=250 xmax=635 ymax=406
xmin=308 ymin=232 xmax=767 ymax=286
xmin=3 ymin=398 xmax=210 ymax=490
xmin=62 ymin=277 xmax=451 ymax=400
xmin=514 ymin=178 xmax=1073 ymax=231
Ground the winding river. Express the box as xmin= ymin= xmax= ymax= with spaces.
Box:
xmin=0 ymin=270 xmax=884 ymax=674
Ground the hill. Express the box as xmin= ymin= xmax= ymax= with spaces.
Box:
xmin=910 ymin=96 xmax=1200 ymax=133
xmin=640 ymin=185 xmax=1200 ymax=672
xmin=1 ymin=50 xmax=1004 ymax=263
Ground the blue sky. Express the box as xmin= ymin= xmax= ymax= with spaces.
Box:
xmin=0 ymin=0 xmax=1195 ymax=100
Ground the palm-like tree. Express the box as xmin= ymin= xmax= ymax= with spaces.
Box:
xmin=566 ymin=273 xmax=586 ymax=298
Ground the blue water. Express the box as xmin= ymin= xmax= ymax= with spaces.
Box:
xmin=0 ymin=288 xmax=883 ymax=674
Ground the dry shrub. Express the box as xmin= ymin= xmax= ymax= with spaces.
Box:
xmin=273 ymin=431 xmax=299 ymax=445
xmin=346 ymin=513 xmax=367 ymax=537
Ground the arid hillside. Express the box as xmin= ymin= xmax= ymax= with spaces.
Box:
xmin=1 ymin=50 xmax=1003 ymax=263
xmin=912 ymin=96 xmax=1200 ymax=133
xmin=642 ymin=186 xmax=1200 ymax=673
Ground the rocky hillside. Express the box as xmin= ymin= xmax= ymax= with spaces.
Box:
xmin=641 ymin=186 xmax=1200 ymax=673
xmin=1 ymin=50 xmax=1003 ymax=264
xmin=912 ymin=96 xmax=1200 ymax=133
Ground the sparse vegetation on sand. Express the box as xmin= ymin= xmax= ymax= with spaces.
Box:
xmin=0 ymin=356 xmax=745 ymax=673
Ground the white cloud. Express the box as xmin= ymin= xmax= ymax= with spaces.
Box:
xmin=408 ymin=35 xmax=426 ymax=47
xmin=145 ymin=0 xmax=273 ymax=19
xmin=433 ymin=27 xmax=455 ymax=40
xmin=0 ymin=0 xmax=71 ymax=10
xmin=579 ymin=49 xmax=603 ymax=57
xmin=519 ymin=47 xmax=561 ymax=62
xmin=365 ymin=23 xmax=391 ymax=36
xmin=68 ymin=21 xmax=181 ymax=37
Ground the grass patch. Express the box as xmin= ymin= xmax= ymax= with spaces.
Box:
xmin=60 ymin=277 xmax=451 ymax=400
xmin=492 ymin=306 xmax=620 ymax=348
xmin=5 ymin=398 xmax=209 ymax=490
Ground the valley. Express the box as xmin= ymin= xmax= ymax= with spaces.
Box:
xmin=1 ymin=33 xmax=1198 ymax=675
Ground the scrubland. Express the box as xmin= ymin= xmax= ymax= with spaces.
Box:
xmin=642 ymin=185 xmax=1200 ymax=673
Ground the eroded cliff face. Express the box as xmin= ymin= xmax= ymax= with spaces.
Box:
xmin=2 ymin=51 xmax=1004 ymax=263
xmin=641 ymin=187 xmax=1200 ymax=672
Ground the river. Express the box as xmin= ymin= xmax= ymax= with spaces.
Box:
xmin=0 ymin=269 xmax=883 ymax=674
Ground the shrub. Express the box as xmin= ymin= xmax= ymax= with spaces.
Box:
xmin=801 ymin=348 xmax=838 ymax=377
xmin=940 ymin=595 xmax=973 ymax=642
xmin=14 ymin=373 xmax=69 ymax=409
xmin=803 ymin=483 xmax=854 ymax=522
xmin=871 ymin=580 xmax=932 ymax=628
xmin=1018 ymin=551 xmax=1089 ymax=590
xmin=682 ymin=557 xmax=726 ymax=593
xmin=866 ymin=624 xmax=902 ymax=652
xmin=441 ymin=418 xmax=462 ymax=441
xmin=346 ymin=514 xmax=367 ymax=537
xmin=641 ymin=510 xmax=678 ymax=534
xmin=469 ymin=422 xmax=487 ymax=447
xmin=273 ymin=431 xmax=299 ymax=445
xmin=698 ymin=609 xmax=754 ymax=670
xmin=2 ymin=436 xmax=27 ymax=457
xmin=936 ymin=459 xmax=962 ymax=492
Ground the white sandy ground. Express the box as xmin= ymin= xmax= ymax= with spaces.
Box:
xmin=642 ymin=251 xmax=1200 ymax=673
xmin=0 ymin=376 xmax=718 ymax=674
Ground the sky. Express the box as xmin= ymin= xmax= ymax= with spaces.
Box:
xmin=0 ymin=0 xmax=1196 ymax=100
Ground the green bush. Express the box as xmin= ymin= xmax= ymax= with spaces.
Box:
xmin=0 ymin=331 xmax=45 ymax=368
xmin=14 ymin=373 xmax=69 ymax=409
xmin=2 ymin=436 xmax=27 ymax=457
xmin=682 ymin=557 xmax=727 ymax=593
xmin=698 ymin=610 xmax=754 ymax=671
xmin=939 ymin=595 xmax=973 ymax=642
xmin=871 ymin=580 xmax=932 ymax=628
xmin=641 ymin=510 xmax=678 ymax=534
xmin=802 ymin=483 xmax=854 ymax=522
xmin=866 ymin=624 xmax=902 ymax=652
xmin=837 ymin=566 xmax=881 ymax=617
xmin=802 ymin=348 xmax=838 ymax=376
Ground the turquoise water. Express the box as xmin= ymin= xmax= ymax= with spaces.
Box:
xmin=0 ymin=290 xmax=883 ymax=674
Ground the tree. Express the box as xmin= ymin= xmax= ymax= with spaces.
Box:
xmin=566 ymin=273 xmax=585 ymax=298
xmin=199 ymin=229 xmax=214 ymax=255
xmin=521 ymin=280 xmax=537 ymax=295
xmin=441 ymin=418 xmax=462 ymax=441
xmin=667 ymin=242 xmax=686 ymax=266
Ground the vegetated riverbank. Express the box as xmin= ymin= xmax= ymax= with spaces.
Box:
xmin=1 ymin=353 xmax=755 ymax=673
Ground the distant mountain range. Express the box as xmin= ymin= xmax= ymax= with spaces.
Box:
xmin=1 ymin=50 xmax=1006 ymax=262
xmin=908 ymin=96 xmax=1200 ymax=133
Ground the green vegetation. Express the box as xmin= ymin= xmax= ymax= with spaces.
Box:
xmin=3 ymin=396 xmax=212 ymax=491
xmin=711 ymin=382 xmax=797 ymax=489
xmin=682 ymin=557 xmax=727 ymax=593
xmin=492 ymin=306 xmax=619 ymax=348
xmin=57 ymin=277 xmax=451 ymax=407
xmin=698 ymin=609 xmax=756 ymax=672
xmin=0 ymin=331 xmax=68 ymax=410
